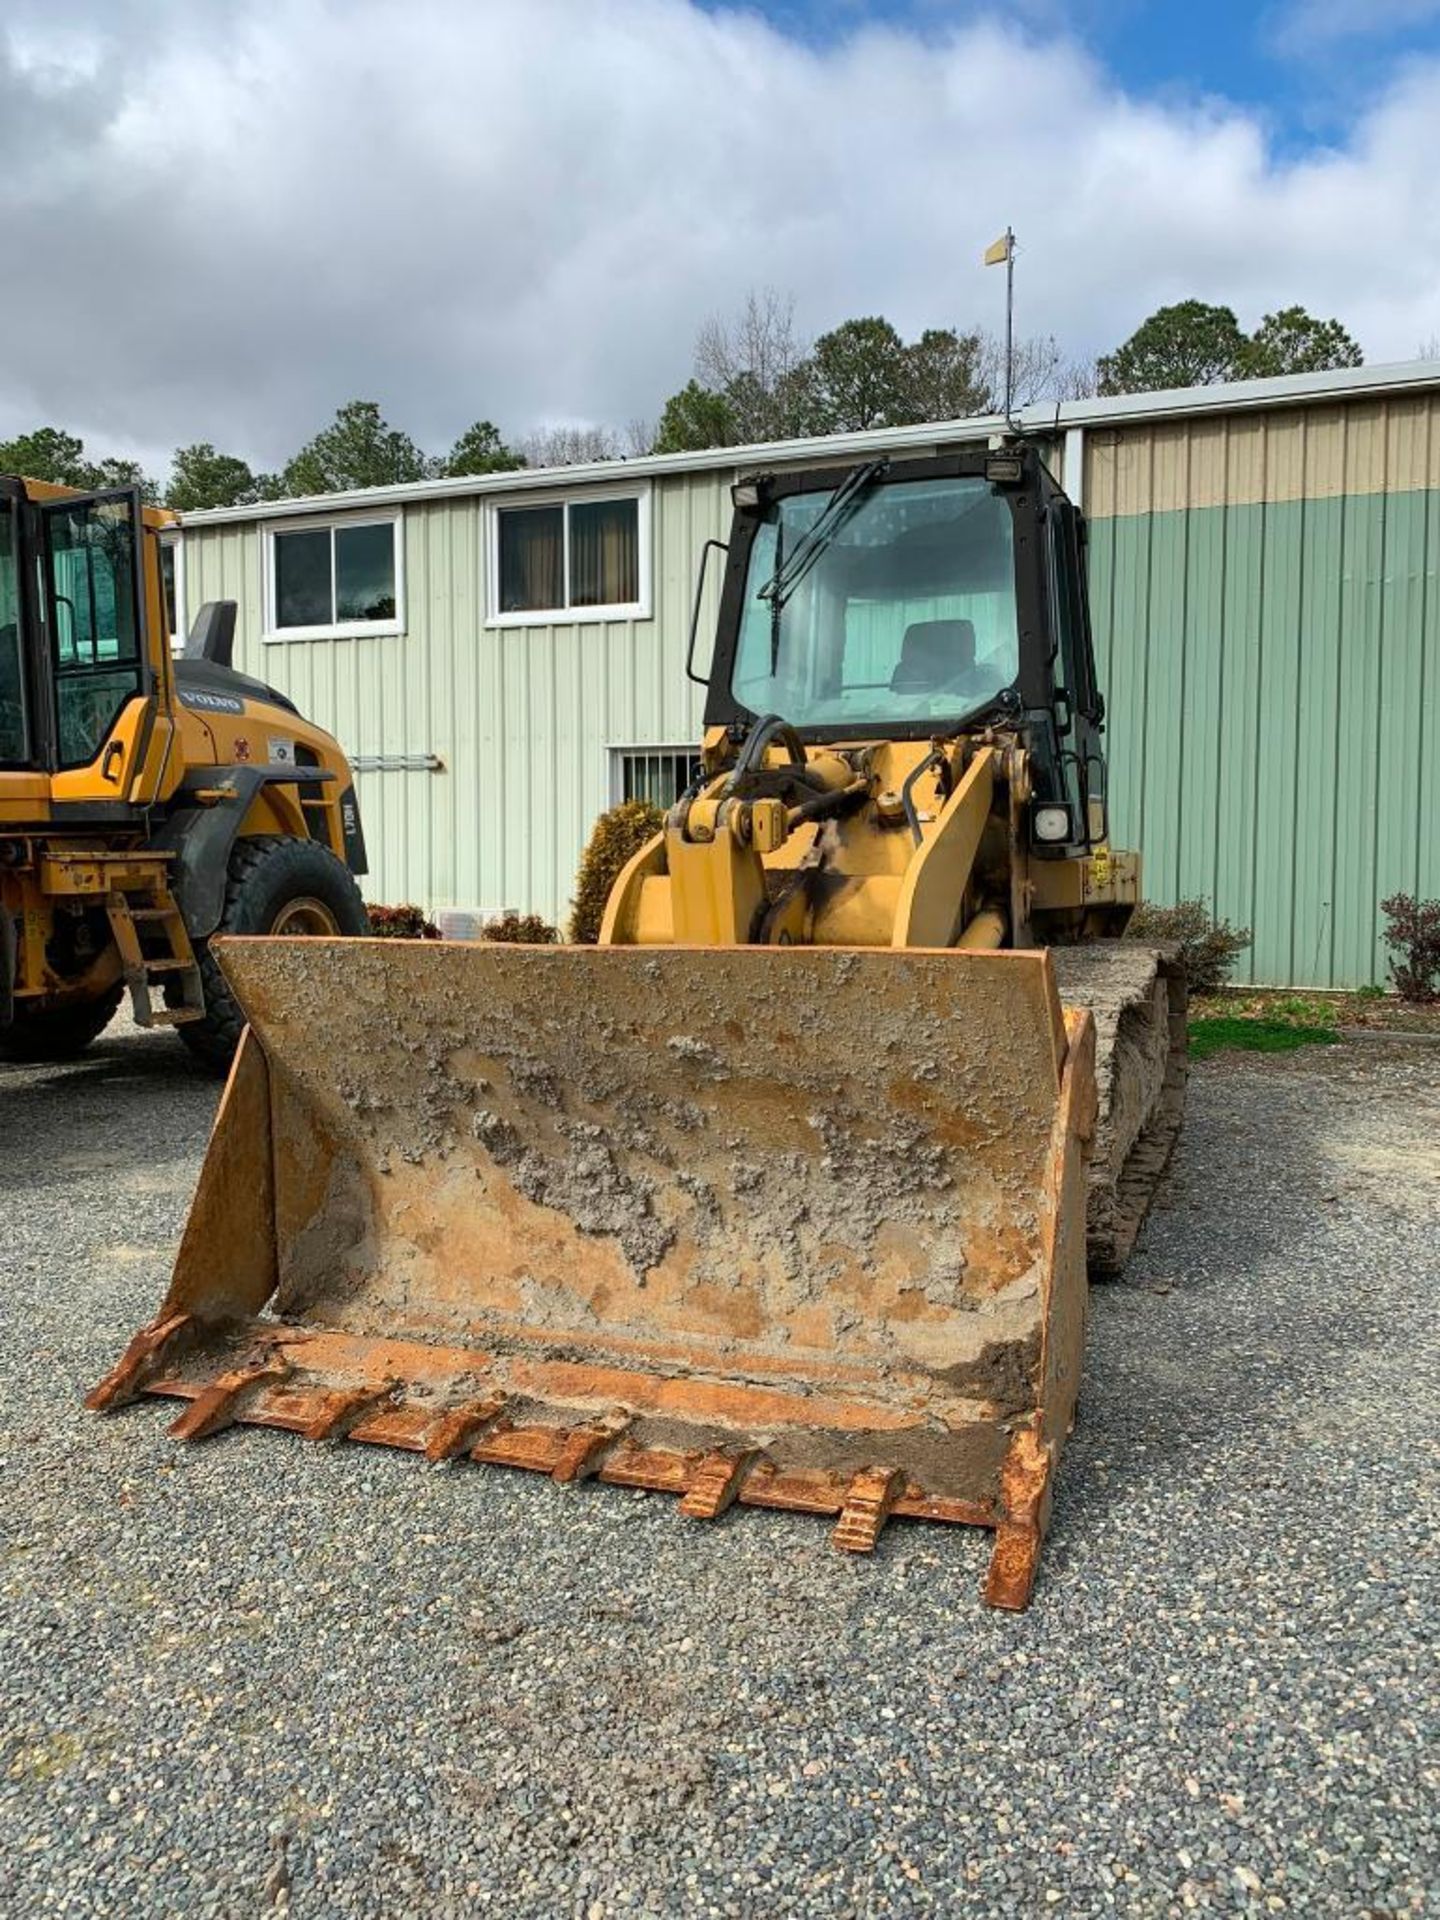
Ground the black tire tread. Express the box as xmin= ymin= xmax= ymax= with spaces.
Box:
xmin=0 ymin=983 xmax=125 ymax=1062
xmin=174 ymin=835 xmax=368 ymax=1073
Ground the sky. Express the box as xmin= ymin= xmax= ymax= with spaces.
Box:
xmin=2 ymin=0 xmax=1438 ymax=478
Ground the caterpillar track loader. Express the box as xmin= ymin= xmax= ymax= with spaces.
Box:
xmin=92 ymin=443 xmax=1185 ymax=1608
xmin=0 ymin=477 xmax=369 ymax=1070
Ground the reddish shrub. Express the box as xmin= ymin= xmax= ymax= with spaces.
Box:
xmin=367 ymin=903 xmax=441 ymax=940
xmin=1380 ymin=892 xmax=1440 ymax=1003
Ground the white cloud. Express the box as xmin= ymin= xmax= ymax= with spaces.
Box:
xmin=1270 ymin=0 xmax=1440 ymax=50
xmin=1 ymin=0 xmax=1438 ymax=476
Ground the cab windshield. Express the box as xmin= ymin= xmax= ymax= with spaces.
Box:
xmin=0 ymin=502 xmax=27 ymax=762
xmin=730 ymin=474 xmax=1020 ymax=730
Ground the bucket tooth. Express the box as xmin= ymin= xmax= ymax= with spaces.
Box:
xmin=85 ymin=1312 xmax=194 ymax=1412
xmin=168 ymin=1357 xmax=292 ymax=1442
xmin=299 ymin=1382 xmax=397 ymax=1444
xmin=982 ymin=1426 xmax=1053 ymax=1611
xmin=550 ymin=1415 xmax=632 ymax=1485
xmin=679 ymin=1449 xmax=761 ymax=1520
xmin=422 ymin=1397 xmax=509 ymax=1464
xmin=831 ymin=1467 xmax=909 ymax=1555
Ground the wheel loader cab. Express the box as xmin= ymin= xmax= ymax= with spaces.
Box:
xmin=0 ymin=475 xmax=369 ymax=1067
xmin=704 ymin=445 xmax=1108 ymax=863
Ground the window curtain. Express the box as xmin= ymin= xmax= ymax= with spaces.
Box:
xmin=500 ymin=507 xmax=564 ymax=612
xmin=570 ymin=500 xmax=638 ymax=607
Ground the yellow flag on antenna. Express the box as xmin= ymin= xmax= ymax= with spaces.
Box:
xmin=984 ymin=233 xmax=1011 ymax=266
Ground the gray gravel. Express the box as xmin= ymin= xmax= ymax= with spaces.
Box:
xmin=1 ymin=1018 xmax=1437 ymax=1918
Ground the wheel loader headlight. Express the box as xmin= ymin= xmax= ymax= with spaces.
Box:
xmin=1033 ymin=803 xmax=1072 ymax=844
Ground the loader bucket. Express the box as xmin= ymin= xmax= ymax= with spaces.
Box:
xmin=91 ymin=938 xmax=1096 ymax=1609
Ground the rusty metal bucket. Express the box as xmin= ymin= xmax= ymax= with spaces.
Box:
xmin=90 ymin=938 xmax=1096 ymax=1608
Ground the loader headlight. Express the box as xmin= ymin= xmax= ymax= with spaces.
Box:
xmin=731 ymin=477 xmax=768 ymax=511
xmin=1033 ymin=803 xmax=1072 ymax=844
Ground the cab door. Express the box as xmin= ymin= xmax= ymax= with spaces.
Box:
xmin=41 ymin=488 xmax=153 ymax=801
xmin=0 ymin=486 xmax=42 ymax=775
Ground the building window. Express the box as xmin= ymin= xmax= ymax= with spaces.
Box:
xmin=263 ymin=514 xmax=403 ymax=641
xmin=610 ymin=745 xmax=702 ymax=809
xmin=490 ymin=489 xmax=649 ymax=625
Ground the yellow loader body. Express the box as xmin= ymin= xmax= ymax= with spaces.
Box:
xmin=92 ymin=444 xmax=1185 ymax=1609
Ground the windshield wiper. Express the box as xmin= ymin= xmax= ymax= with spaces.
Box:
xmin=758 ymin=458 xmax=889 ymax=616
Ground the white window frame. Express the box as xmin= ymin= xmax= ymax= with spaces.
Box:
xmin=262 ymin=510 xmax=405 ymax=643
xmin=159 ymin=531 xmax=186 ymax=653
xmin=607 ymin=743 xmax=703 ymax=809
xmin=486 ymin=484 xmax=651 ymax=629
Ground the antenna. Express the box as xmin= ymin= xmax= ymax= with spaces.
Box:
xmin=984 ymin=227 xmax=1017 ymax=430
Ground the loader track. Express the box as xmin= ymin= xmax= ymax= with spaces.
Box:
xmin=1051 ymin=942 xmax=1188 ymax=1275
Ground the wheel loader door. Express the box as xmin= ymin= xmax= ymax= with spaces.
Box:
xmin=40 ymin=489 xmax=149 ymax=779
xmin=0 ymin=493 xmax=36 ymax=769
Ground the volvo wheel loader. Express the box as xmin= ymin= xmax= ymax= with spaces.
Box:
xmin=92 ymin=443 xmax=1184 ymax=1608
xmin=0 ymin=477 xmax=369 ymax=1071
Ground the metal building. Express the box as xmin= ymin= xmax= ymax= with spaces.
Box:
xmin=175 ymin=359 xmax=1440 ymax=987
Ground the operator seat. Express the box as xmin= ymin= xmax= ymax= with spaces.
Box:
xmin=889 ymin=618 xmax=977 ymax=694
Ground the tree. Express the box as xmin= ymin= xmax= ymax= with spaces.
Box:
xmin=517 ymin=424 xmax=615 ymax=469
xmin=440 ymin=419 xmax=526 ymax=477
xmin=0 ymin=426 xmax=158 ymax=500
xmin=167 ymin=442 xmax=261 ymax=511
xmin=1099 ymin=299 xmax=1363 ymax=396
xmin=1097 ymin=301 xmax=1248 ymax=395
xmin=95 ymin=458 xmax=160 ymax=504
xmin=694 ymin=289 xmax=805 ymax=442
xmin=282 ymin=400 xmax=429 ymax=495
xmin=0 ymin=427 xmax=94 ymax=486
xmin=1239 ymin=306 xmax=1363 ymax=378
xmin=792 ymin=317 xmax=914 ymax=433
xmin=652 ymin=379 xmax=739 ymax=453
xmin=903 ymin=327 xmax=993 ymax=422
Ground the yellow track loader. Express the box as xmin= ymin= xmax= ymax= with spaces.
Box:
xmin=92 ymin=444 xmax=1185 ymax=1607
xmin=1 ymin=477 xmax=369 ymax=1070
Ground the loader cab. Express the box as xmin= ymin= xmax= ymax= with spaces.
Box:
xmin=0 ymin=478 xmax=165 ymax=799
xmin=703 ymin=446 xmax=1108 ymax=853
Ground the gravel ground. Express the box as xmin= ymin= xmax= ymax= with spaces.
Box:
xmin=1 ymin=1018 xmax=1436 ymax=1918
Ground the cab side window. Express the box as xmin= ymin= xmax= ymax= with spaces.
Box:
xmin=0 ymin=503 xmax=27 ymax=764
xmin=45 ymin=494 xmax=145 ymax=768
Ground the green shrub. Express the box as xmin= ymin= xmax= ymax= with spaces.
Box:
xmin=1380 ymin=892 xmax=1440 ymax=1003
xmin=367 ymin=903 xmax=440 ymax=939
xmin=1127 ymin=897 xmax=1251 ymax=995
xmin=481 ymin=911 xmax=558 ymax=945
xmin=569 ymin=800 xmax=666 ymax=944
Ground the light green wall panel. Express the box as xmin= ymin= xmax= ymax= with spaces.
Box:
xmin=1090 ymin=488 xmax=1440 ymax=987
xmin=180 ymin=473 xmax=726 ymax=928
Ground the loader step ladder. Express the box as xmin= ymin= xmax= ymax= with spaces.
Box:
xmin=104 ymin=884 xmax=205 ymax=1028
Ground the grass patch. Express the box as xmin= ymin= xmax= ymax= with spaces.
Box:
xmin=1191 ymin=985 xmax=1440 ymax=1040
xmin=1189 ymin=1016 xmax=1340 ymax=1060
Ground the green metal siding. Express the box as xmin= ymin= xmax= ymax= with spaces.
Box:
xmin=1089 ymin=488 xmax=1440 ymax=987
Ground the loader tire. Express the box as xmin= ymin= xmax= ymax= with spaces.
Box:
xmin=0 ymin=985 xmax=124 ymax=1063
xmin=173 ymin=836 xmax=369 ymax=1073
